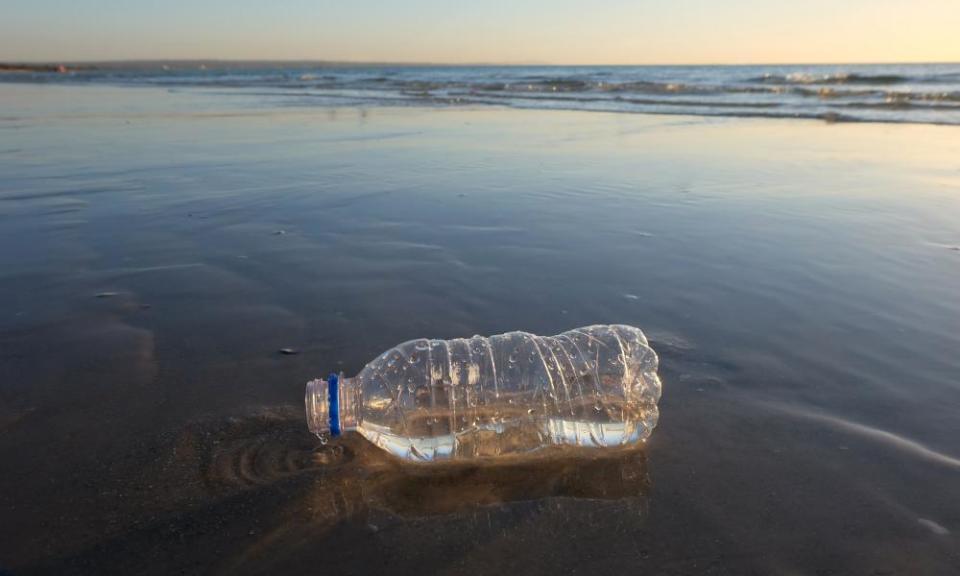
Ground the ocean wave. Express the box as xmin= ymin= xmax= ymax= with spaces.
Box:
xmin=3 ymin=64 xmax=959 ymax=125
xmin=447 ymin=90 xmax=782 ymax=109
xmin=910 ymin=90 xmax=960 ymax=102
xmin=752 ymin=72 xmax=909 ymax=85
xmin=839 ymin=98 xmax=960 ymax=111
xmin=459 ymin=80 xmax=771 ymax=97
xmin=793 ymin=86 xmax=880 ymax=99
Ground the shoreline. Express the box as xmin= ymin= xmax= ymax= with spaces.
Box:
xmin=2 ymin=81 xmax=959 ymax=128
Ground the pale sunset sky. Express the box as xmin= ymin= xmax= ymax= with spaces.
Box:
xmin=2 ymin=0 xmax=958 ymax=64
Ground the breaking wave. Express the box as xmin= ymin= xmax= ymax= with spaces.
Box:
xmin=752 ymin=72 xmax=909 ymax=85
xmin=3 ymin=62 xmax=959 ymax=125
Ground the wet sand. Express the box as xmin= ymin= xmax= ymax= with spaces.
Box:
xmin=1 ymin=84 xmax=959 ymax=575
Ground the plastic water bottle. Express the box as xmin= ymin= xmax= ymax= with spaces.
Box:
xmin=305 ymin=324 xmax=661 ymax=462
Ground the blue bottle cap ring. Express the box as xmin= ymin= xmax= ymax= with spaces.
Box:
xmin=327 ymin=372 xmax=341 ymax=437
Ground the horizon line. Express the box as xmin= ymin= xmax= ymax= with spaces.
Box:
xmin=3 ymin=58 xmax=959 ymax=68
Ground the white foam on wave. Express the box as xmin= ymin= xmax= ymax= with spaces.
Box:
xmin=761 ymin=401 xmax=960 ymax=470
xmin=917 ymin=518 xmax=950 ymax=535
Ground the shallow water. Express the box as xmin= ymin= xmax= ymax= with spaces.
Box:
xmin=1 ymin=84 xmax=959 ymax=574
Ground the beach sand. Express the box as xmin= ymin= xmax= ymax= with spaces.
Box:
xmin=1 ymin=84 xmax=959 ymax=574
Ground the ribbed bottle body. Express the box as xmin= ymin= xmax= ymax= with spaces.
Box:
xmin=349 ymin=325 xmax=661 ymax=462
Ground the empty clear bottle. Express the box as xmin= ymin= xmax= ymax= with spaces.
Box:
xmin=305 ymin=324 xmax=661 ymax=462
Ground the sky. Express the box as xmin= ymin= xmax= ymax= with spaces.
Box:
xmin=2 ymin=0 xmax=959 ymax=65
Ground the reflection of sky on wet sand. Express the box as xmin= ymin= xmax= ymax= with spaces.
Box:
xmin=2 ymin=84 xmax=960 ymax=574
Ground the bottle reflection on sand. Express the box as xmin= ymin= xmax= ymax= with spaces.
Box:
xmin=192 ymin=409 xmax=651 ymax=574
xmin=305 ymin=434 xmax=651 ymax=521
xmin=197 ymin=408 xmax=650 ymax=516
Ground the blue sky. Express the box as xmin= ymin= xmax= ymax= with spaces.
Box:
xmin=3 ymin=0 xmax=958 ymax=64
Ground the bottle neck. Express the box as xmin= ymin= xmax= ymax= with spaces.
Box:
xmin=305 ymin=374 xmax=360 ymax=440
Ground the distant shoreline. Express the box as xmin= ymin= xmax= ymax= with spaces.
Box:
xmin=0 ymin=63 xmax=97 ymax=73
xmin=0 ymin=63 xmax=67 ymax=73
xmin=2 ymin=59 xmax=959 ymax=71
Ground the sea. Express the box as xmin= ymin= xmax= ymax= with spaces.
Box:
xmin=3 ymin=61 xmax=960 ymax=125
